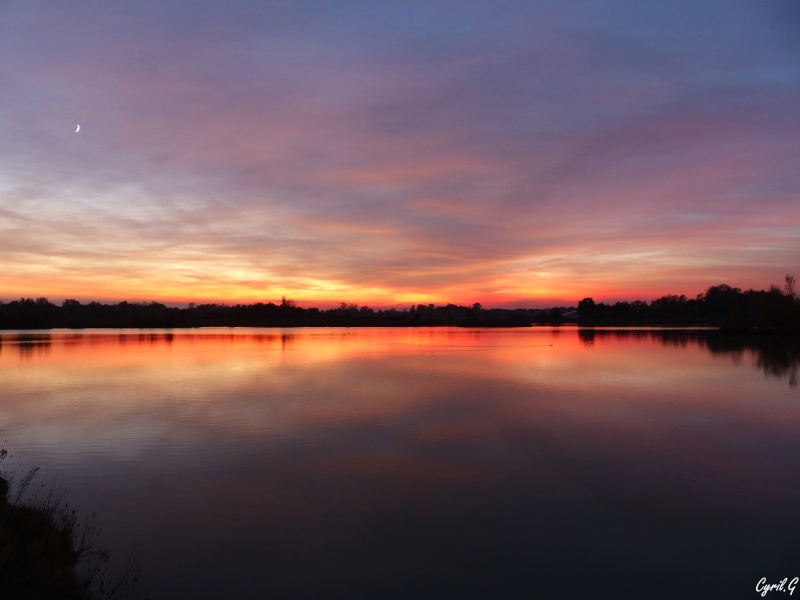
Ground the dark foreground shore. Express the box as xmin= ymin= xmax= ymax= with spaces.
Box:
xmin=0 ymin=474 xmax=88 ymax=600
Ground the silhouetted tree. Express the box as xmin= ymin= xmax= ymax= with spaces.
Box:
xmin=577 ymin=298 xmax=596 ymax=320
xmin=785 ymin=274 xmax=796 ymax=298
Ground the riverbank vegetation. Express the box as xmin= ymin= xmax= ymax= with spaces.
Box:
xmin=577 ymin=277 xmax=800 ymax=330
xmin=1 ymin=276 xmax=798 ymax=332
xmin=0 ymin=448 xmax=141 ymax=599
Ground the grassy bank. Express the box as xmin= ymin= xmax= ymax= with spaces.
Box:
xmin=0 ymin=449 xmax=141 ymax=600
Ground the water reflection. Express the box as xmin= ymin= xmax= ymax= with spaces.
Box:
xmin=705 ymin=334 xmax=800 ymax=387
xmin=3 ymin=328 xmax=798 ymax=386
xmin=1 ymin=328 xmax=799 ymax=599
xmin=577 ymin=328 xmax=800 ymax=387
xmin=0 ymin=332 xmax=54 ymax=359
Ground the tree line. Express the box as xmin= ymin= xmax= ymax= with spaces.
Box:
xmin=577 ymin=277 xmax=799 ymax=330
xmin=0 ymin=297 xmax=554 ymax=329
xmin=0 ymin=277 xmax=798 ymax=331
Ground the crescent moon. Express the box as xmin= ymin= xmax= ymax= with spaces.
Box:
xmin=75 ymin=124 xmax=80 ymax=133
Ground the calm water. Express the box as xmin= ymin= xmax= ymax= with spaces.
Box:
xmin=1 ymin=327 xmax=799 ymax=599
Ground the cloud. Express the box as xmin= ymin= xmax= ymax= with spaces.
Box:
xmin=1 ymin=0 xmax=799 ymax=305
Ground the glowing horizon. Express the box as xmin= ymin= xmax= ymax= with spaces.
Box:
xmin=2 ymin=1 xmax=798 ymax=308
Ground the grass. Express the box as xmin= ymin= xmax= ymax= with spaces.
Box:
xmin=0 ymin=447 xmax=143 ymax=600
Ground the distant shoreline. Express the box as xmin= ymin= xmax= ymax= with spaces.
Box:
xmin=5 ymin=323 xmax=800 ymax=335
xmin=2 ymin=280 xmax=799 ymax=332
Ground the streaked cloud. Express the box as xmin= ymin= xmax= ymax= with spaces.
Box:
xmin=1 ymin=0 xmax=798 ymax=306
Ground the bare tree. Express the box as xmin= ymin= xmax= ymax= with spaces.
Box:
xmin=785 ymin=274 xmax=796 ymax=298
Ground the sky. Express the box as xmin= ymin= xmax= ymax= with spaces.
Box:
xmin=1 ymin=0 xmax=799 ymax=308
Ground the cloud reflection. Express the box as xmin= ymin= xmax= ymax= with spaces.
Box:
xmin=3 ymin=327 xmax=800 ymax=597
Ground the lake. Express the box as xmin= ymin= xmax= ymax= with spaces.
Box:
xmin=1 ymin=327 xmax=799 ymax=599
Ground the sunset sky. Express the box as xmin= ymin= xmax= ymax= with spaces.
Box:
xmin=2 ymin=0 xmax=799 ymax=308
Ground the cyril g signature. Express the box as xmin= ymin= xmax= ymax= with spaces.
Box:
xmin=757 ymin=577 xmax=799 ymax=597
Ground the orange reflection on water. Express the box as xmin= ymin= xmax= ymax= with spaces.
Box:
xmin=2 ymin=326 xmax=800 ymax=600
xmin=1 ymin=327 xmax=797 ymax=457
